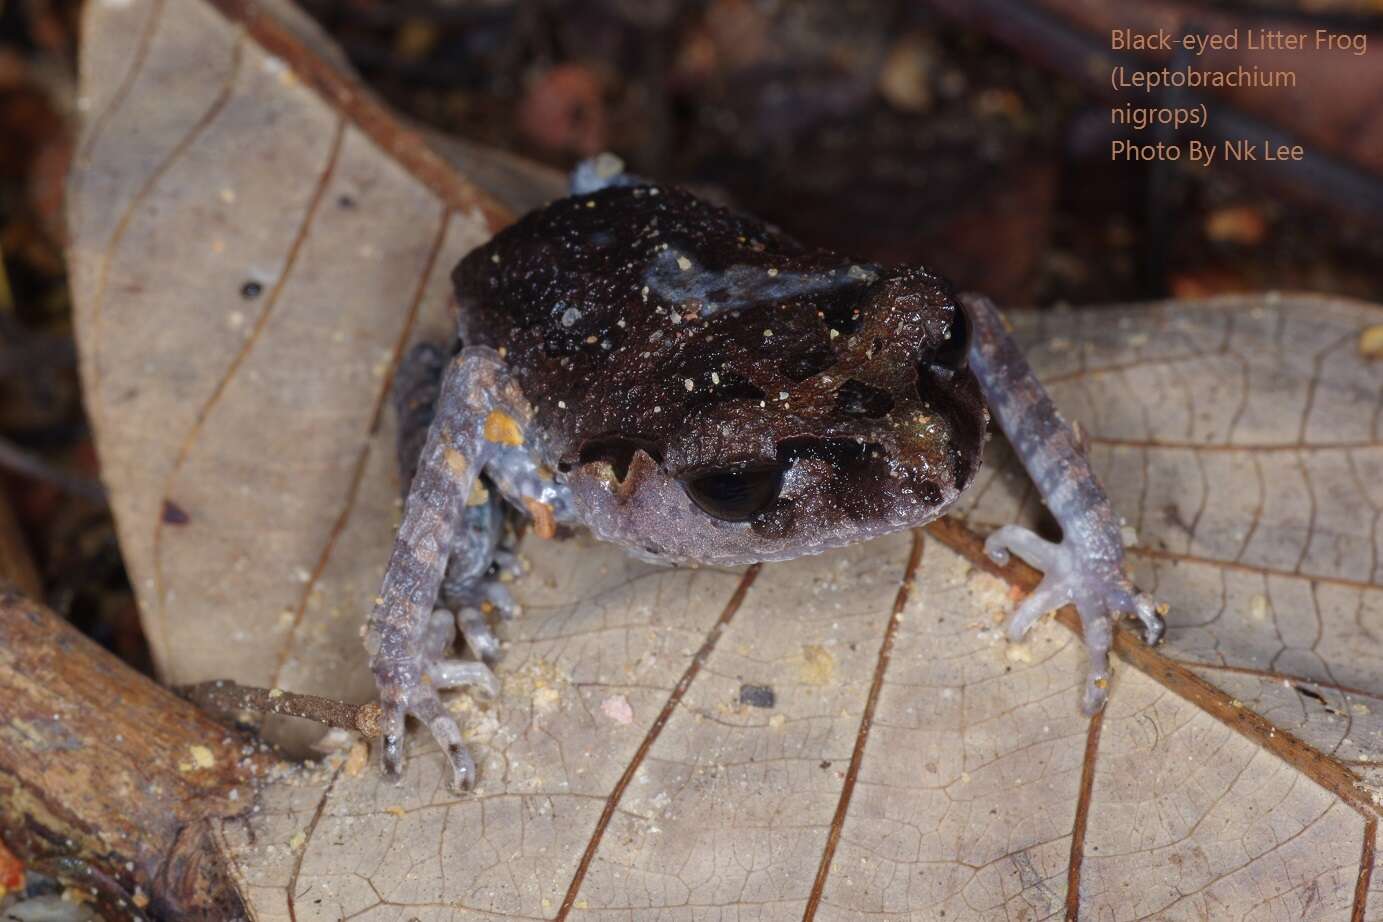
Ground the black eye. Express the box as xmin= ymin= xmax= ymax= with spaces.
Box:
xmin=682 ymin=464 xmax=785 ymax=522
xmin=925 ymin=303 xmax=970 ymax=371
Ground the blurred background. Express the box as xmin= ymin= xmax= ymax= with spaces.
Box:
xmin=1 ymin=0 xmax=1381 ymax=673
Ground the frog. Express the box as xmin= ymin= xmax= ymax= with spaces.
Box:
xmin=365 ymin=155 xmax=1165 ymax=791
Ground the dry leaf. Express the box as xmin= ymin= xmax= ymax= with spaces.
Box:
xmin=67 ymin=1 xmax=1383 ymax=918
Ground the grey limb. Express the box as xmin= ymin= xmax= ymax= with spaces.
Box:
xmin=396 ymin=342 xmax=514 ymax=662
xmin=370 ymin=343 xmax=575 ymax=790
xmin=962 ymin=293 xmax=1165 ymax=714
xmin=366 ymin=346 xmax=515 ymax=791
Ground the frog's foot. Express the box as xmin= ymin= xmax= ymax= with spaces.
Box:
xmin=376 ymin=609 xmax=499 ymax=792
xmin=449 ymin=576 xmax=520 ymax=621
xmin=443 ymin=573 xmax=519 ymax=662
xmin=985 ymin=524 xmax=1164 ymax=714
xmin=492 ymin=548 xmax=523 ymax=578
xmin=456 ymin=605 xmax=502 ymax=662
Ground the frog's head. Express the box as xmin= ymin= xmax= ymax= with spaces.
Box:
xmin=562 ymin=267 xmax=988 ymax=565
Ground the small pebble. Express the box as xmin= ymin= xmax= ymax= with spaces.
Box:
xmin=739 ymin=684 xmax=776 ymax=708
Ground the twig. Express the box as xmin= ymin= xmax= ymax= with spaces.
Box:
xmin=0 ymin=434 xmax=107 ymax=503
xmin=177 ymin=679 xmax=383 ymax=738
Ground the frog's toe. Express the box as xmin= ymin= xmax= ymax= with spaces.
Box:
xmin=421 ymin=606 xmax=457 ymax=659
xmin=491 ymin=549 xmax=524 ymax=580
xmin=445 ymin=579 xmax=517 ymax=660
xmin=1127 ymin=589 xmax=1166 ymax=646
xmin=373 ymin=669 xmax=479 ymax=791
xmin=377 ymin=690 xmax=408 ymax=780
xmin=457 ymin=605 xmax=502 ymax=663
xmin=984 ymin=524 xmax=1060 ymax=571
xmin=410 ymin=691 xmax=478 ymax=792
xmin=429 ymin=657 xmax=500 ymax=696
xmin=481 ymin=580 xmax=521 ymax=620
xmin=988 ymin=524 xmax=1166 ymax=715
xmin=1073 ymin=591 xmax=1114 ymax=715
xmin=1006 ymin=577 xmax=1071 ymax=642
xmin=446 ymin=575 xmax=521 ymax=622
xmin=421 ymin=604 xmax=502 ymax=681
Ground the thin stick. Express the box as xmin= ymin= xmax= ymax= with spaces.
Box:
xmin=177 ymin=679 xmax=383 ymax=738
xmin=0 ymin=434 xmax=107 ymax=503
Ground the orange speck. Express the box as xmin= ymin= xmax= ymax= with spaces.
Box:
xmin=444 ymin=446 xmax=469 ymax=477
xmin=0 ymin=837 xmax=24 ymax=896
xmin=1361 ymin=324 xmax=1383 ymax=361
xmin=483 ymin=410 xmax=524 ymax=446
xmin=523 ymin=497 xmax=558 ymax=539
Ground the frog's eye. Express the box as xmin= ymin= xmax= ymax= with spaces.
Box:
xmin=923 ymin=303 xmax=970 ymax=372
xmin=682 ymin=463 xmax=786 ymax=522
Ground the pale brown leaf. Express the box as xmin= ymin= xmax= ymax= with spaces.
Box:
xmin=67 ymin=1 xmax=1383 ymax=918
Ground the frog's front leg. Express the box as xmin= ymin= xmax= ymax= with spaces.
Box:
xmin=396 ymin=341 xmax=521 ymax=664
xmin=368 ymin=345 xmax=529 ymax=790
xmin=961 ymin=294 xmax=1165 ymax=714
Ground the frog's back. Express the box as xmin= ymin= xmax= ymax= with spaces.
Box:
xmin=452 ymin=183 xmax=968 ymax=480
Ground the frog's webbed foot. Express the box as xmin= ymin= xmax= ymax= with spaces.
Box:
xmin=985 ymin=524 xmax=1164 ymax=714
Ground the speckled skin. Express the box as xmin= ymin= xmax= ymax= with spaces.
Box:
xmin=365 ymin=167 xmax=1164 ymax=792
xmin=453 ymin=184 xmax=986 ymax=565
